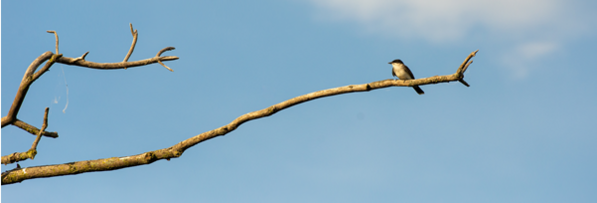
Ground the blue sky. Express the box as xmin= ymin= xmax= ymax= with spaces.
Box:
xmin=2 ymin=0 xmax=596 ymax=202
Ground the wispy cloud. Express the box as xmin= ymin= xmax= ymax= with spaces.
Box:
xmin=306 ymin=0 xmax=594 ymax=78
xmin=505 ymin=41 xmax=559 ymax=78
xmin=308 ymin=0 xmax=585 ymax=42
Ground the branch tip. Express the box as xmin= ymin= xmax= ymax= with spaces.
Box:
xmin=158 ymin=60 xmax=174 ymax=72
xmin=157 ymin=47 xmax=176 ymax=57
xmin=123 ymin=24 xmax=139 ymax=63
xmin=129 ymin=23 xmax=136 ymax=35
xmin=73 ymin=51 xmax=90 ymax=63
xmin=46 ymin=30 xmax=59 ymax=54
xmin=459 ymin=79 xmax=470 ymax=87
xmin=43 ymin=107 xmax=49 ymax=124
xmin=455 ymin=50 xmax=478 ymax=80
xmin=463 ymin=60 xmax=473 ymax=73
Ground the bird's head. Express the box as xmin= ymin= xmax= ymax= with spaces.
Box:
xmin=388 ymin=59 xmax=403 ymax=64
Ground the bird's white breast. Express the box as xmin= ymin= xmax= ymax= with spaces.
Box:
xmin=392 ymin=63 xmax=412 ymax=80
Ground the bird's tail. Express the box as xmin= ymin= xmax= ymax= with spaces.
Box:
xmin=413 ymin=86 xmax=424 ymax=95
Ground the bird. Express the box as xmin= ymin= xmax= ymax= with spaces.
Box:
xmin=389 ymin=59 xmax=424 ymax=95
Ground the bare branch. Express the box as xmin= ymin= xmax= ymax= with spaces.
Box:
xmin=46 ymin=31 xmax=59 ymax=54
xmin=55 ymin=55 xmax=178 ymax=70
xmin=123 ymin=23 xmax=138 ymax=64
xmin=1 ymin=51 xmax=478 ymax=185
xmin=13 ymin=119 xmax=58 ymax=138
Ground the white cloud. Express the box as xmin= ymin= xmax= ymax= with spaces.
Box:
xmin=308 ymin=0 xmax=575 ymax=42
xmin=504 ymin=41 xmax=559 ymax=78
xmin=517 ymin=41 xmax=558 ymax=60
xmin=306 ymin=0 xmax=593 ymax=78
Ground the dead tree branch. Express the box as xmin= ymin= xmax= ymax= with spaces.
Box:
xmin=1 ymin=50 xmax=478 ymax=185
xmin=55 ymin=54 xmax=178 ymax=70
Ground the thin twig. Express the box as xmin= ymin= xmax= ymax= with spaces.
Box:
xmin=123 ymin=23 xmax=138 ymax=65
xmin=13 ymin=119 xmax=58 ymax=138
xmin=463 ymin=60 xmax=473 ymax=73
xmin=30 ymin=108 xmax=49 ymax=150
xmin=46 ymin=31 xmax=59 ymax=54
xmin=73 ymin=51 xmax=90 ymax=63
xmin=458 ymin=79 xmax=470 ymax=87
xmin=457 ymin=50 xmax=478 ymax=75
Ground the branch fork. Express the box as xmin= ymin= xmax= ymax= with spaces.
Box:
xmin=1 ymin=108 xmax=50 ymax=165
xmin=454 ymin=50 xmax=477 ymax=87
xmin=123 ymin=23 xmax=138 ymax=64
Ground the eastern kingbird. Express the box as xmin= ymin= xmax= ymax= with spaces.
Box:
xmin=389 ymin=59 xmax=424 ymax=95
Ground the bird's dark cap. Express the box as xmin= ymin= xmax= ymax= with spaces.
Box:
xmin=388 ymin=59 xmax=403 ymax=64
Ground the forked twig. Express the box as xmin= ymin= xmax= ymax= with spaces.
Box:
xmin=456 ymin=50 xmax=478 ymax=87
xmin=123 ymin=23 xmax=139 ymax=66
xmin=1 ymin=108 xmax=50 ymax=165
xmin=157 ymin=47 xmax=175 ymax=72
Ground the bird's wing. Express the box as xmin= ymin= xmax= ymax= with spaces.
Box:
xmin=404 ymin=65 xmax=415 ymax=79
